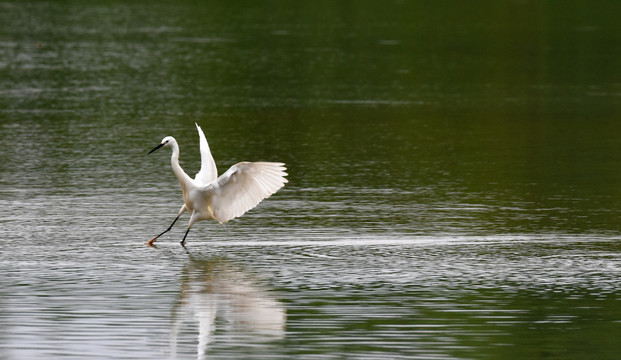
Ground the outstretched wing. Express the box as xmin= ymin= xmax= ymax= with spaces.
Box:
xmin=201 ymin=162 xmax=288 ymax=223
xmin=194 ymin=123 xmax=218 ymax=185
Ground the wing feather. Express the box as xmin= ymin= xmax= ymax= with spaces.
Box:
xmin=194 ymin=123 xmax=218 ymax=185
xmin=201 ymin=162 xmax=288 ymax=223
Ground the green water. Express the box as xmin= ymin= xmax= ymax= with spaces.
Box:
xmin=1 ymin=1 xmax=620 ymax=359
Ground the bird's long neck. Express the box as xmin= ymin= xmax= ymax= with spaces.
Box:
xmin=170 ymin=142 xmax=193 ymax=187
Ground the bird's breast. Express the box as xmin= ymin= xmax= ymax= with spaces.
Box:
xmin=184 ymin=188 xmax=214 ymax=220
xmin=183 ymin=189 xmax=198 ymax=211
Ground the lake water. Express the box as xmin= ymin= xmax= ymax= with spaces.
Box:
xmin=1 ymin=1 xmax=621 ymax=359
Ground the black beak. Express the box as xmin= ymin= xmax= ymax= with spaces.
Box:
xmin=148 ymin=143 xmax=165 ymax=154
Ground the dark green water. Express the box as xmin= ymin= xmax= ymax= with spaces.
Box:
xmin=1 ymin=1 xmax=620 ymax=359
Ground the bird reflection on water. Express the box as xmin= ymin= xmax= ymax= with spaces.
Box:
xmin=170 ymin=255 xmax=286 ymax=359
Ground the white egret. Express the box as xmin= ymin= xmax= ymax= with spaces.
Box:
xmin=147 ymin=123 xmax=288 ymax=246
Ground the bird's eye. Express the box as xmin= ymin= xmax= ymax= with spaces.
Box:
xmin=165 ymin=140 xmax=169 ymax=144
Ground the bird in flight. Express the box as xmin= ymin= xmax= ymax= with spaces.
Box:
xmin=147 ymin=123 xmax=288 ymax=246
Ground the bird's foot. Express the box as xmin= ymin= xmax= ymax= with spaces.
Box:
xmin=146 ymin=237 xmax=158 ymax=247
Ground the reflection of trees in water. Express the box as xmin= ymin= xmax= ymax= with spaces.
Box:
xmin=170 ymin=256 xmax=285 ymax=359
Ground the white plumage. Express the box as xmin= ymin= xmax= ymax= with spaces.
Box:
xmin=206 ymin=161 xmax=288 ymax=223
xmin=147 ymin=123 xmax=288 ymax=246
xmin=194 ymin=124 xmax=218 ymax=185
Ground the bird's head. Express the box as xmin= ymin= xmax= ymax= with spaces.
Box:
xmin=148 ymin=136 xmax=175 ymax=154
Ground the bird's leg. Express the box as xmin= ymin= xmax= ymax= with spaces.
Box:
xmin=148 ymin=216 xmax=180 ymax=246
xmin=180 ymin=211 xmax=200 ymax=247
xmin=180 ymin=227 xmax=191 ymax=247
xmin=148 ymin=205 xmax=187 ymax=246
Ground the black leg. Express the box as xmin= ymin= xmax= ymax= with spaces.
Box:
xmin=148 ymin=215 xmax=180 ymax=246
xmin=180 ymin=227 xmax=191 ymax=246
